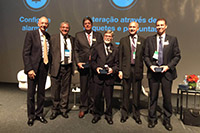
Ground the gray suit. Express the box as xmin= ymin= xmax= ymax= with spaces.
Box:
xmin=50 ymin=34 xmax=75 ymax=113
xmin=74 ymin=31 xmax=103 ymax=112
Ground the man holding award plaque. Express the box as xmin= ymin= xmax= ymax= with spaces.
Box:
xmin=74 ymin=17 xmax=103 ymax=118
xmin=144 ymin=18 xmax=181 ymax=131
xmin=90 ymin=30 xmax=119 ymax=125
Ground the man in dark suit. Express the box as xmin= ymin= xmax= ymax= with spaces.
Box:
xmin=118 ymin=22 xmax=145 ymax=124
xmin=91 ymin=30 xmax=118 ymax=125
xmin=23 ymin=16 xmax=50 ymax=126
xmin=74 ymin=17 xmax=103 ymax=118
xmin=49 ymin=21 xmax=75 ymax=120
xmin=144 ymin=18 xmax=181 ymax=131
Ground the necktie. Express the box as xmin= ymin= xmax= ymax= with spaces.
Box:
xmin=158 ymin=36 xmax=163 ymax=66
xmin=64 ymin=36 xmax=68 ymax=50
xmin=64 ymin=36 xmax=69 ymax=64
xmin=43 ymin=35 xmax=48 ymax=64
xmin=106 ymin=45 xmax=110 ymax=56
xmin=131 ymin=37 xmax=135 ymax=64
xmin=88 ymin=34 xmax=91 ymax=46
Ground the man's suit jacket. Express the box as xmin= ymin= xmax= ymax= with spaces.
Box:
xmin=50 ymin=34 xmax=75 ymax=77
xmin=74 ymin=31 xmax=103 ymax=64
xmin=144 ymin=34 xmax=181 ymax=81
xmin=119 ymin=35 xmax=145 ymax=80
xmin=91 ymin=43 xmax=119 ymax=85
xmin=23 ymin=30 xmax=51 ymax=74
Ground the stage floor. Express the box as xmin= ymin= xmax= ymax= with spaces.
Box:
xmin=0 ymin=82 xmax=199 ymax=133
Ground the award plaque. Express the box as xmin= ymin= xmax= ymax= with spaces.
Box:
xmin=99 ymin=69 xmax=108 ymax=74
xmin=82 ymin=63 xmax=89 ymax=69
xmin=154 ymin=67 xmax=163 ymax=72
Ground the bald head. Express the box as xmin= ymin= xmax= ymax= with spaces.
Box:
xmin=128 ymin=21 xmax=139 ymax=36
xmin=38 ymin=16 xmax=49 ymax=33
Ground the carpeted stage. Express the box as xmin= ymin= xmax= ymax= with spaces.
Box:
xmin=0 ymin=82 xmax=199 ymax=133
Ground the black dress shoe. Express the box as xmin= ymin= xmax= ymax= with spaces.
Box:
xmin=37 ymin=116 xmax=48 ymax=124
xmin=50 ymin=113 xmax=58 ymax=120
xmin=163 ymin=121 xmax=173 ymax=131
xmin=133 ymin=117 xmax=142 ymax=125
xmin=105 ymin=117 xmax=113 ymax=125
xmin=92 ymin=116 xmax=101 ymax=124
xmin=120 ymin=117 xmax=128 ymax=123
xmin=27 ymin=118 xmax=34 ymax=126
xmin=62 ymin=112 xmax=69 ymax=119
xmin=148 ymin=120 xmax=157 ymax=128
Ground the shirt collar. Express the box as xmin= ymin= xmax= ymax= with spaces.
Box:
xmin=85 ymin=31 xmax=93 ymax=36
xmin=157 ymin=33 xmax=166 ymax=40
xmin=129 ymin=34 xmax=138 ymax=39
xmin=39 ymin=29 xmax=46 ymax=37
xmin=60 ymin=32 xmax=68 ymax=39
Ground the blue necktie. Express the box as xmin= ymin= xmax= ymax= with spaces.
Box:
xmin=158 ymin=37 xmax=163 ymax=66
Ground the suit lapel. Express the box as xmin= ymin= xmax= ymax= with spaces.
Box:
xmin=58 ymin=34 xmax=61 ymax=60
xmin=136 ymin=36 xmax=142 ymax=52
xmin=126 ymin=36 xmax=131 ymax=53
xmin=152 ymin=35 xmax=157 ymax=51
xmin=163 ymin=34 xmax=170 ymax=57
xmin=106 ymin=44 xmax=115 ymax=63
xmin=69 ymin=35 xmax=74 ymax=49
xmin=35 ymin=30 xmax=42 ymax=53
xmin=92 ymin=32 xmax=97 ymax=46
xmin=133 ymin=36 xmax=141 ymax=60
xmin=82 ymin=31 xmax=90 ymax=47
xmin=99 ymin=43 xmax=107 ymax=63
xmin=69 ymin=35 xmax=74 ymax=60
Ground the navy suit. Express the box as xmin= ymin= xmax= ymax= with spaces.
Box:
xmin=144 ymin=34 xmax=181 ymax=122
xmin=23 ymin=30 xmax=51 ymax=119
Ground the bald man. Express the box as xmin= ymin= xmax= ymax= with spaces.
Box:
xmin=23 ymin=16 xmax=50 ymax=126
xmin=119 ymin=22 xmax=145 ymax=124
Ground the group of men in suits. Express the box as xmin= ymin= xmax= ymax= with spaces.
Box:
xmin=118 ymin=19 xmax=181 ymax=131
xmin=23 ymin=16 xmax=181 ymax=131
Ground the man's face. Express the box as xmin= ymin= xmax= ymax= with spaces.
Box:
xmin=60 ymin=23 xmax=70 ymax=36
xmin=156 ymin=20 xmax=167 ymax=36
xmin=84 ymin=19 xmax=92 ymax=31
xmin=38 ymin=17 xmax=49 ymax=32
xmin=128 ymin=22 xmax=139 ymax=36
xmin=104 ymin=33 xmax=113 ymax=44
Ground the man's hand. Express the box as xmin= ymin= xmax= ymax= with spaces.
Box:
xmin=77 ymin=62 xmax=85 ymax=69
xmin=118 ymin=71 xmax=123 ymax=79
xmin=96 ymin=67 xmax=103 ymax=74
xmin=28 ymin=70 xmax=36 ymax=79
xmin=150 ymin=65 xmax=157 ymax=72
xmin=107 ymin=67 xmax=113 ymax=75
xmin=160 ymin=65 xmax=169 ymax=73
